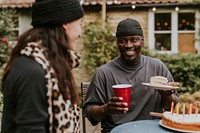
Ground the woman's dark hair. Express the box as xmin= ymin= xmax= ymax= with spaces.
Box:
xmin=2 ymin=26 xmax=79 ymax=104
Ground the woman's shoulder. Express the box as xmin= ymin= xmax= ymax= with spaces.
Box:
xmin=16 ymin=55 xmax=43 ymax=69
xmin=9 ymin=55 xmax=45 ymax=79
xmin=4 ymin=55 xmax=46 ymax=97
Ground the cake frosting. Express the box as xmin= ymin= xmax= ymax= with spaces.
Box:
xmin=162 ymin=111 xmax=200 ymax=131
xmin=150 ymin=76 xmax=168 ymax=86
xmin=163 ymin=111 xmax=200 ymax=124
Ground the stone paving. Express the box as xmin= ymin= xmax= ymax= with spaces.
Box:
xmin=81 ymin=119 xmax=101 ymax=133
xmin=80 ymin=109 xmax=101 ymax=133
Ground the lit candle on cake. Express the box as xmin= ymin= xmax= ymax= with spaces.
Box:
xmin=190 ymin=103 xmax=192 ymax=115
xmin=171 ymin=102 xmax=174 ymax=114
xmin=183 ymin=104 xmax=185 ymax=116
xmin=194 ymin=103 xmax=198 ymax=115
xmin=188 ymin=103 xmax=192 ymax=115
xmin=176 ymin=103 xmax=180 ymax=114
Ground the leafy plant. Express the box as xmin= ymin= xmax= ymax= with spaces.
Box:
xmin=0 ymin=38 xmax=11 ymax=67
xmin=82 ymin=21 xmax=118 ymax=74
xmin=151 ymin=53 xmax=200 ymax=93
xmin=0 ymin=8 xmax=16 ymax=67
xmin=0 ymin=65 xmax=5 ymax=113
xmin=0 ymin=8 xmax=16 ymax=37
xmin=0 ymin=8 xmax=16 ymax=112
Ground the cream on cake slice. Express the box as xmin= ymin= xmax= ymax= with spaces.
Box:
xmin=150 ymin=76 xmax=168 ymax=86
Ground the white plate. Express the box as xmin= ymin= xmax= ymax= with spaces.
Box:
xmin=159 ymin=120 xmax=200 ymax=133
xmin=142 ymin=83 xmax=179 ymax=90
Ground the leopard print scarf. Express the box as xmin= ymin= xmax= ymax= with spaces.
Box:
xmin=20 ymin=42 xmax=80 ymax=133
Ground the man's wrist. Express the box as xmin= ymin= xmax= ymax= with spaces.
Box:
xmin=161 ymin=93 xmax=175 ymax=101
xmin=102 ymin=103 xmax=109 ymax=115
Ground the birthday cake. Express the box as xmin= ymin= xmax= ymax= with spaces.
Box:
xmin=150 ymin=76 xmax=168 ymax=86
xmin=162 ymin=111 xmax=200 ymax=131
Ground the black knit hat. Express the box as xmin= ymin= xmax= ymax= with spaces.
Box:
xmin=31 ymin=0 xmax=84 ymax=27
xmin=116 ymin=18 xmax=143 ymax=37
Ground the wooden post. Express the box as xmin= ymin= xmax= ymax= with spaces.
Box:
xmin=102 ymin=0 xmax=106 ymax=30
xmin=100 ymin=0 xmax=107 ymax=64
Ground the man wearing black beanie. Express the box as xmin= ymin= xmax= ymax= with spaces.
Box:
xmin=1 ymin=0 xmax=84 ymax=133
xmin=84 ymin=18 xmax=179 ymax=133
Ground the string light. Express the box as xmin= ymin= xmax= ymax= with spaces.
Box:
xmin=131 ymin=5 xmax=136 ymax=9
xmin=175 ymin=6 xmax=179 ymax=11
xmin=152 ymin=7 xmax=156 ymax=12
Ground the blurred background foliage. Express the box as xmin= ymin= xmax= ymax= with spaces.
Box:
xmin=152 ymin=53 xmax=200 ymax=93
xmin=0 ymin=8 xmax=16 ymax=112
xmin=0 ymin=9 xmax=16 ymax=37
xmin=82 ymin=20 xmax=118 ymax=74
xmin=0 ymin=8 xmax=16 ymax=67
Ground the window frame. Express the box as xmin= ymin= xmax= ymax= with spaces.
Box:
xmin=148 ymin=9 xmax=196 ymax=54
xmin=9 ymin=14 xmax=19 ymax=45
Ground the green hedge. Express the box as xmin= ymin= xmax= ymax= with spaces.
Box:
xmin=82 ymin=21 xmax=118 ymax=74
xmin=151 ymin=53 xmax=200 ymax=93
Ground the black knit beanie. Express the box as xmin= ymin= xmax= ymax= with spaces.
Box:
xmin=116 ymin=18 xmax=143 ymax=37
xmin=31 ymin=0 xmax=84 ymax=27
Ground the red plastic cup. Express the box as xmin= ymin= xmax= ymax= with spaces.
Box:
xmin=112 ymin=84 xmax=132 ymax=109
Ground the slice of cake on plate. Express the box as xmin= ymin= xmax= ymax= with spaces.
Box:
xmin=150 ymin=76 xmax=168 ymax=86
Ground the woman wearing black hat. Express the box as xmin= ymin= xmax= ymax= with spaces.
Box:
xmin=1 ymin=0 xmax=84 ymax=132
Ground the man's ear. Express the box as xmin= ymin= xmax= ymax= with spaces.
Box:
xmin=142 ymin=36 xmax=144 ymax=45
xmin=142 ymin=36 xmax=144 ymax=40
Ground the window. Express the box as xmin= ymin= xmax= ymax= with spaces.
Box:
xmin=148 ymin=10 xmax=197 ymax=54
xmin=178 ymin=13 xmax=195 ymax=53
xmin=155 ymin=34 xmax=171 ymax=50
xmin=155 ymin=13 xmax=171 ymax=30
xmin=178 ymin=13 xmax=195 ymax=31
xmin=154 ymin=13 xmax=171 ymax=51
